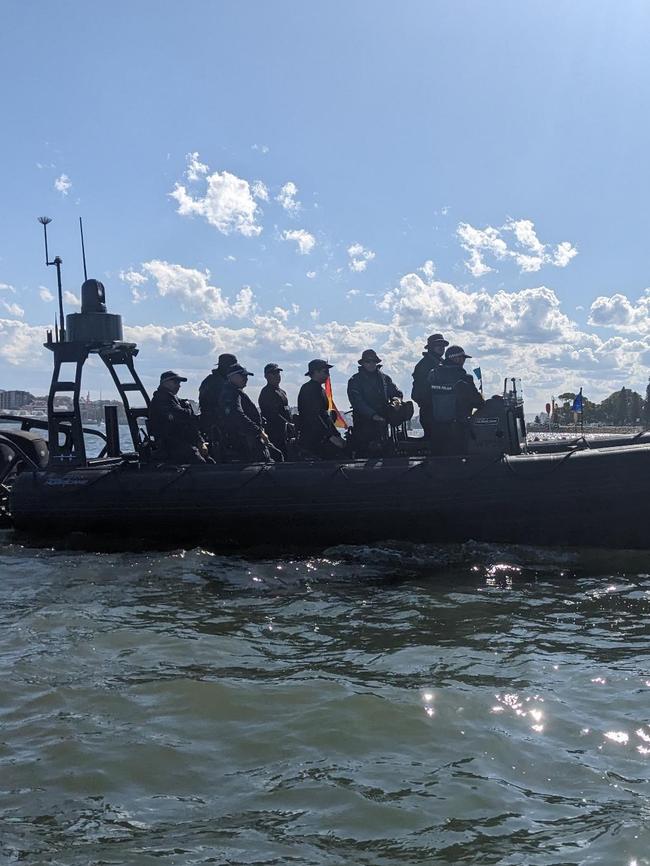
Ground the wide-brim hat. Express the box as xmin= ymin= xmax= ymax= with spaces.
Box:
xmin=305 ymin=359 xmax=333 ymax=376
xmin=217 ymin=353 xmax=238 ymax=368
xmin=160 ymin=370 xmax=187 ymax=383
xmin=445 ymin=345 xmax=472 ymax=360
xmin=426 ymin=333 xmax=449 ymax=349
xmin=358 ymin=349 xmax=382 ymax=365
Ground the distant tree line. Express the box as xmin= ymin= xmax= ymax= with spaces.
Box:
xmin=535 ymin=379 xmax=650 ymax=427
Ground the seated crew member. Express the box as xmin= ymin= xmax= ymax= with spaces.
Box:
xmin=218 ymin=364 xmax=273 ymax=462
xmin=428 ymin=345 xmax=483 ymax=456
xmin=149 ymin=370 xmax=207 ymax=464
xmin=297 ymin=359 xmax=347 ymax=459
xmin=258 ymin=363 xmax=293 ymax=460
xmin=411 ymin=333 xmax=448 ymax=440
xmin=198 ymin=353 xmax=238 ymax=442
xmin=347 ymin=349 xmax=403 ymax=455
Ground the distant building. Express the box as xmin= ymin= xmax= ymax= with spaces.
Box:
xmin=0 ymin=389 xmax=35 ymax=410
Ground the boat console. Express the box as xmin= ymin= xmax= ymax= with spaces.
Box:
xmin=469 ymin=377 xmax=527 ymax=456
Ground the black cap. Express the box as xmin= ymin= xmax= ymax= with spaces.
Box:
xmin=217 ymin=353 xmax=238 ymax=368
xmin=426 ymin=333 xmax=449 ymax=348
xmin=358 ymin=349 xmax=382 ymax=365
xmin=160 ymin=370 xmax=187 ymax=383
xmin=227 ymin=363 xmax=254 ymax=377
xmin=445 ymin=345 xmax=472 ymax=360
xmin=264 ymin=363 xmax=283 ymax=374
xmin=305 ymin=359 xmax=333 ymax=376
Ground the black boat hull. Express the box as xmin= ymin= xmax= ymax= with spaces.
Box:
xmin=527 ymin=432 xmax=650 ymax=454
xmin=9 ymin=444 xmax=650 ymax=549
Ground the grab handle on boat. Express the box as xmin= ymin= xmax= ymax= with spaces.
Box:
xmin=105 ymin=405 xmax=121 ymax=457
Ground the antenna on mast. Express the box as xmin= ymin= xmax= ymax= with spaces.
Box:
xmin=39 ymin=215 xmax=52 ymax=263
xmin=38 ymin=216 xmax=65 ymax=342
xmin=79 ymin=216 xmax=88 ymax=281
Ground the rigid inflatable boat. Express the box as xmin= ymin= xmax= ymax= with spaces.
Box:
xmin=2 ymin=223 xmax=649 ymax=549
xmin=5 ymin=442 xmax=650 ymax=549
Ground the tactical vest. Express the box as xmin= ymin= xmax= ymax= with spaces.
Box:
xmin=429 ymin=365 xmax=463 ymax=423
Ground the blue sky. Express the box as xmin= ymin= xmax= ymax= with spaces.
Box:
xmin=2 ymin=0 xmax=650 ymax=409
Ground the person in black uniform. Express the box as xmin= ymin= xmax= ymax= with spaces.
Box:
xmin=297 ymin=359 xmax=347 ymax=459
xmin=149 ymin=370 xmax=207 ymax=464
xmin=218 ymin=364 xmax=273 ymax=462
xmin=198 ymin=353 xmax=238 ymax=443
xmin=258 ymin=363 xmax=293 ymax=460
xmin=411 ymin=333 xmax=448 ymax=439
xmin=347 ymin=349 xmax=403 ymax=455
xmin=428 ymin=345 xmax=483 ymax=455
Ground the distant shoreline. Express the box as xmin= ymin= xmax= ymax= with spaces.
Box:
xmin=527 ymin=424 xmax=644 ymax=435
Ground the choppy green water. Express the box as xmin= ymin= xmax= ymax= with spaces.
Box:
xmin=1 ymin=534 xmax=649 ymax=865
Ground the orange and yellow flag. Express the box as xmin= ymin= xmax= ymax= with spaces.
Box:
xmin=324 ymin=376 xmax=348 ymax=429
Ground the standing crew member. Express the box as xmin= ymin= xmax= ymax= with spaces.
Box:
xmin=218 ymin=364 xmax=273 ymax=462
xmin=428 ymin=345 xmax=483 ymax=455
xmin=347 ymin=349 xmax=404 ymax=455
xmin=258 ymin=363 xmax=293 ymax=459
xmin=198 ymin=353 xmax=238 ymax=442
xmin=298 ymin=359 xmax=347 ymax=459
xmin=149 ymin=370 xmax=207 ymax=464
xmin=411 ymin=333 xmax=448 ymax=439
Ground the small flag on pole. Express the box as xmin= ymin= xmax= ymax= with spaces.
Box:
xmin=572 ymin=388 xmax=584 ymax=431
xmin=473 ymin=367 xmax=482 ymax=381
xmin=325 ymin=375 xmax=348 ymax=429
xmin=571 ymin=389 xmax=583 ymax=413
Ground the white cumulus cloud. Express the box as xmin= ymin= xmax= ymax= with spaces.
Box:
xmin=0 ymin=282 xmax=24 ymax=316
xmin=54 ymin=174 xmax=71 ymax=196
xmin=119 ymin=269 xmax=149 ymax=303
xmin=231 ymin=285 xmax=255 ymax=318
xmin=0 ymin=319 xmax=50 ymax=368
xmin=553 ymin=241 xmax=579 ymax=268
xmin=0 ymin=300 xmax=24 ymax=318
xmin=458 ymin=218 xmax=578 ymax=276
xmin=170 ymin=153 xmax=262 ymax=237
xmin=282 ymin=229 xmax=315 ymax=255
xmin=420 ymin=260 xmax=436 ymax=279
xmin=379 ymin=270 xmax=580 ymax=344
xmin=276 ymin=181 xmax=301 ymax=213
xmin=138 ymin=260 xmax=256 ymax=320
xmin=507 ymin=218 xmax=545 ymax=256
xmin=64 ymin=291 xmax=80 ymax=307
xmin=588 ymin=289 xmax=650 ymax=333
xmin=185 ymin=151 xmax=209 ymax=182
xmin=465 ymin=250 xmax=494 ymax=278
xmin=347 ymin=243 xmax=375 ymax=273
xmin=251 ymin=180 xmax=269 ymax=201
xmin=39 ymin=286 xmax=54 ymax=302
